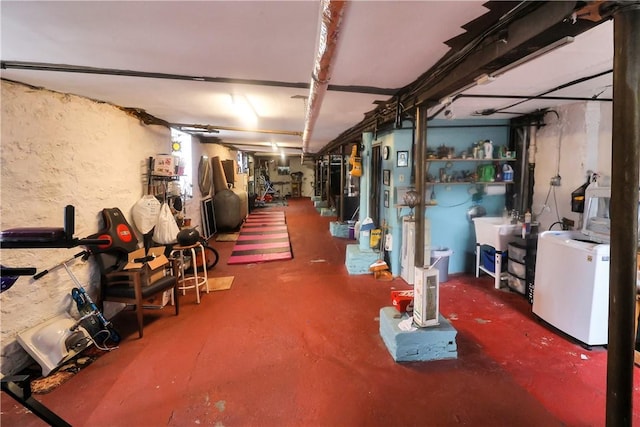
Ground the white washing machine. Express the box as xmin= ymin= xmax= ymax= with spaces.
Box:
xmin=533 ymin=185 xmax=611 ymax=346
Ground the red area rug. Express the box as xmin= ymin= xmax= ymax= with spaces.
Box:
xmin=227 ymin=210 xmax=292 ymax=264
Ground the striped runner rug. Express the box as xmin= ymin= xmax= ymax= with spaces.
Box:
xmin=227 ymin=210 xmax=293 ymax=264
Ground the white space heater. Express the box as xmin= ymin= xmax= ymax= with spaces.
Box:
xmin=413 ymin=266 xmax=439 ymax=327
xmin=400 ymin=217 xmax=431 ymax=285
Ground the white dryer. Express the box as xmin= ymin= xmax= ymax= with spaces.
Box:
xmin=533 ymin=185 xmax=611 ymax=346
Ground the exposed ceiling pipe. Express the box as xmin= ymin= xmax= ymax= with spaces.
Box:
xmin=302 ymin=0 xmax=348 ymax=154
xmin=1 ymin=60 xmax=395 ymax=96
xmin=171 ymin=123 xmax=302 ymax=136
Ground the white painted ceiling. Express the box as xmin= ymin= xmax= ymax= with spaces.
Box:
xmin=1 ymin=1 xmax=613 ymax=155
xmin=445 ymin=20 xmax=613 ymax=120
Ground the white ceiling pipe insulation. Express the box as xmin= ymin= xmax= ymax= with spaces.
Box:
xmin=302 ymin=0 xmax=348 ymax=154
xmin=529 ymin=124 xmax=537 ymax=165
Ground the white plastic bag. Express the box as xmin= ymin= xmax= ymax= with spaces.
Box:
xmin=153 ymin=203 xmax=180 ymax=244
xmin=132 ymin=195 xmax=161 ymax=234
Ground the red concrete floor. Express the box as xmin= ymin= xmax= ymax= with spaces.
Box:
xmin=2 ymin=197 xmax=639 ymax=426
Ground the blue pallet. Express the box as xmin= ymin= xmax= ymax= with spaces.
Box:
xmin=379 ymin=307 xmax=458 ymax=362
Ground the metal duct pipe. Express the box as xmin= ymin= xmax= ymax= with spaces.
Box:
xmin=528 ymin=124 xmax=537 ymax=164
xmin=302 ymin=0 xmax=348 ymax=154
xmin=414 ymin=104 xmax=428 ymax=268
xmin=171 ymin=123 xmax=302 ymax=136
xmin=525 ymin=124 xmax=537 ymax=214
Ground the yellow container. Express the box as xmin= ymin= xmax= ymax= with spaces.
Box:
xmin=369 ymin=229 xmax=382 ymax=249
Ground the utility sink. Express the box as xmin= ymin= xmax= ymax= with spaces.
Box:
xmin=472 ymin=217 xmax=520 ymax=251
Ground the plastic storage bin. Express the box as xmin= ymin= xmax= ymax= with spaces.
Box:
xmin=507 ymin=275 xmax=526 ymax=294
xmin=508 ymin=242 xmax=527 ymax=264
xmin=481 ymin=247 xmax=507 ymax=273
xmin=508 ymin=259 xmax=526 ymax=278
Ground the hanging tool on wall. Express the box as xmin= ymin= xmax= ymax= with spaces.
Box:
xmin=348 ymin=144 xmax=362 ymax=177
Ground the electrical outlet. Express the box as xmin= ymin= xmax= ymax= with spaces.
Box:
xmin=550 ymin=175 xmax=561 ymax=186
xmin=562 ymin=217 xmax=575 ymax=229
xmin=398 ymin=174 xmax=405 ymax=182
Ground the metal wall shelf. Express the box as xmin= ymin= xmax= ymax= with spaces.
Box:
xmin=426 ymin=181 xmax=515 ymax=185
xmin=426 ymin=158 xmax=517 ymax=162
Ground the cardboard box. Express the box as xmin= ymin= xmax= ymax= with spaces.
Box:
xmin=143 ymin=289 xmax=173 ymax=309
xmin=391 ymin=290 xmax=414 ymax=313
xmin=124 ymin=246 xmax=169 ymax=286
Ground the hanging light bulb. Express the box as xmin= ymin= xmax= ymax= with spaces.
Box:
xmin=444 ymin=108 xmax=455 ymax=120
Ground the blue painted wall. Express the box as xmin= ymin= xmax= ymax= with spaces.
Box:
xmin=360 ymin=119 xmax=511 ymax=276
xmin=425 ymin=119 xmax=511 ymax=273
xmin=376 ymin=127 xmax=414 ymax=275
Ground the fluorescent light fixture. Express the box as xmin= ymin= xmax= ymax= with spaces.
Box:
xmin=491 ymin=36 xmax=575 ymax=78
xmin=439 ymin=96 xmax=452 ymax=106
xmin=177 ymin=126 xmax=219 ymax=134
xmin=474 ymin=74 xmax=496 ymax=85
xmin=271 ymin=142 xmax=278 ymax=152
xmin=436 ymin=36 xmax=574 ymax=111
xmin=230 ymin=94 xmax=258 ymax=125
xmin=438 ymin=79 xmax=480 ymax=106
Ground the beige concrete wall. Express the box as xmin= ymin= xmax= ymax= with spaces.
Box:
xmin=255 ymin=155 xmax=315 ymax=197
xmin=531 ymin=101 xmax=612 ymax=231
xmin=0 ymin=80 xmax=236 ymax=375
xmin=290 ymin=156 xmax=316 ymax=197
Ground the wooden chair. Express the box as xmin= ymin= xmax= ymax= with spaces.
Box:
xmin=86 ymin=207 xmax=180 ymax=339
xmin=95 ymin=251 xmax=179 ymax=338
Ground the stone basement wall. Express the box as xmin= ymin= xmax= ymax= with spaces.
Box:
xmin=0 ymin=80 xmax=173 ymax=375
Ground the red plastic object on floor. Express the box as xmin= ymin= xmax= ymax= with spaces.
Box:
xmin=391 ymin=290 xmax=414 ymax=312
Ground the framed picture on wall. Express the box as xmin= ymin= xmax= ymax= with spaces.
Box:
xmin=384 ymin=190 xmax=390 ymax=208
xmin=397 ymin=151 xmax=409 ymax=167
xmin=383 ymin=169 xmax=390 ymax=186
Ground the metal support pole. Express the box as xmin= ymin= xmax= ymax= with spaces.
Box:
xmin=414 ymin=104 xmax=428 ymax=268
xmin=323 ymin=155 xmax=329 ymax=201
xmin=339 ymin=144 xmax=345 ymax=221
xmin=607 ymin=3 xmax=640 ymax=426
xmin=2 ymin=376 xmax=71 ymax=427
xmin=316 ymin=159 xmax=320 ymax=198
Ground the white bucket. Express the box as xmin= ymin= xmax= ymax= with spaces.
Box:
xmin=430 ymin=248 xmax=453 ymax=282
